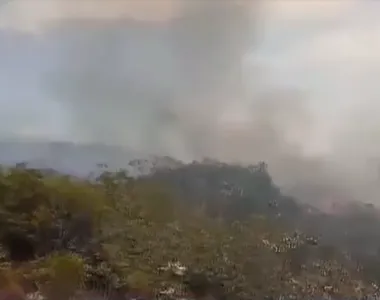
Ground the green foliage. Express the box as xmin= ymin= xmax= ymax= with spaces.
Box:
xmin=0 ymin=164 xmax=376 ymax=300
xmin=42 ymin=253 xmax=85 ymax=300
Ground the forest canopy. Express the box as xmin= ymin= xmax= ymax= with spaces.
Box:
xmin=0 ymin=162 xmax=378 ymax=300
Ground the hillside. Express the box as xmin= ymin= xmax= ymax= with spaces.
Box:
xmin=0 ymin=168 xmax=375 ymax=300
xmin=1 ymin=140 xmax=380 ymax=258
xmin=1 ymin=141 xmax=380 ymax=299
xmin=144 ymin=159 xmax=380 ymax=270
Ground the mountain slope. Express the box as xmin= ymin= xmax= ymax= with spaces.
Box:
xmin=2 ymin=139 xmax=380 ymax=278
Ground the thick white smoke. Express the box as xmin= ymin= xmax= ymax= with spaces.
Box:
xmin=43 ymin=0 xmax=380 ymax=207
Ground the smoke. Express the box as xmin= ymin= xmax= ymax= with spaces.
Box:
xmin=48 ymin=0 xmax=258 ymax=158
xmin=46 ymin=0 xmax=380 ymax=206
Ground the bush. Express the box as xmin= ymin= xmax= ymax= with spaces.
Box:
xmin=0 ymin=164 xmax=375 ymax=300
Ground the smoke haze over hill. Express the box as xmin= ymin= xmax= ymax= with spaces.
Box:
xmin=1 ymin=0 xmax=380 ymax=207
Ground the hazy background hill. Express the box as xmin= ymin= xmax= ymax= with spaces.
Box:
xmin=0 ymin=139 xmax=149 ymax=176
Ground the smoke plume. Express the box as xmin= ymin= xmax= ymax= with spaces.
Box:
xmin=46 ymin=0 xmax=380 ymax=207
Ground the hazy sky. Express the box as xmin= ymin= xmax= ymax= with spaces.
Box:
xmin=0 ymin=0 xmax=379 ymax=158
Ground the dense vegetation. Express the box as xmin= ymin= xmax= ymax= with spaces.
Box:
xmin=0 ymin=161 xmax=379 ymax=300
